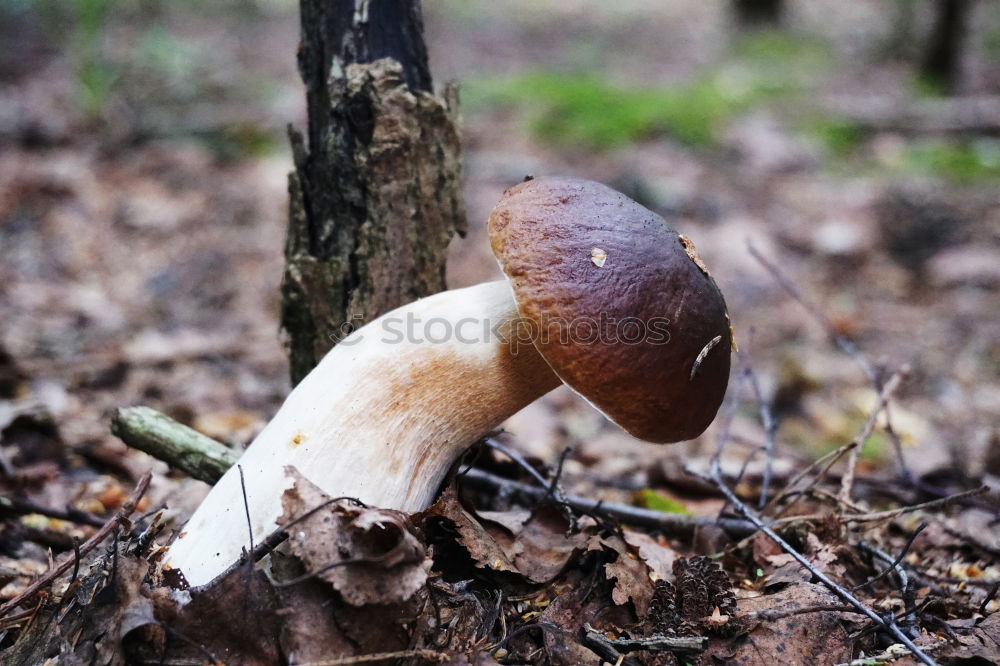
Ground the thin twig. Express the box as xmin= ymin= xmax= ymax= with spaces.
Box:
xmin=157 ymin=621 xmax=222 ymax=664
xmin=0 ymin=497 xmax=105 ymax=528
xmin=979 ymin=583 xmax=999 ymax=615
xmin=484 ymin=437 xmax=550 ymax=489
xmin=459 ymin=467 xmax=756 ymax=537
xmin=193 ymin=495 xmax=369 ymax=590
xmin=712 ymin=371 xmax=748 ymax=469
xmin=916 ymin=570 xmax=1000 ymax=589
xmin=748 ymin=604 xmax=858 ymax=621
xmin=485 ymin=437 xmax=574 ymax=523
xmin=765 ymin=442 xmax=858 ymax=514
xmin=0 ymin=471 xmax=151 ymax=617
xmin=748 ymin=242 xmax=918 ymax=485
xmin=839 ymin=368 xmax=909 ymax=506
xmin=297 ymin=650 xmax=449 ymax=665
xmin=748 ymin=242 xmax=878 ymax=383
xmin=840 ymin=485 xmax=986 ymax=523
xmin=273 ymin=558 xmax=376 ymax=588
xmin=68 ymin=537 xmax=82 ymax=589
xmin=582 ymin=622 xmax=706 ymax=653
xmin=767 ymin=485 xmax=987 ymax=529
xmin=834 ymin=641 xmax=943 ymax=666
xmin=742 ymin=331 xmax=779 ymax=508
xmin=238 ymin=464 xmax=254 ymax=555
xmin=546 ymin=447 xmax=572 ymax=503
xmin=852 ymin=524 xmax=926 ymax=592
xmin=689 ymin=462 xmax=937 ymax=666
xmin=846 ymin=596 xmax=935 ymax=642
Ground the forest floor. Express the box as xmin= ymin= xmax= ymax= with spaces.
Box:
xmin=1 ymin=1 xmax=999 ymax=664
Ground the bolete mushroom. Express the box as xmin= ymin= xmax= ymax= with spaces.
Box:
xmin=164 ymin=177 xmax=732 ymax=587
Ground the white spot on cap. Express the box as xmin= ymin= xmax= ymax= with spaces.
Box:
xmin=591 ymin=247 xmax=608 ymax=267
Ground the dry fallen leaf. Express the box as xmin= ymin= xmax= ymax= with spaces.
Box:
xmin=278 ymin=467 xmax=431 ymax=606
xmin=705 ymin=582 xmax=857 ymax=665
xmin=420 ymin=487 xmax=519 ymax=575
xmin=622 ymin=529 xmax=677 ymax=582
xmin=480 ymin=504 xmax=592 ymax=583
xmin=589 ymin=533 xmax=655 ymax=617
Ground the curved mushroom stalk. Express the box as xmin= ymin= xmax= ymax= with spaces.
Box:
xmin=165 ymin=280 xmax=560 ymax=587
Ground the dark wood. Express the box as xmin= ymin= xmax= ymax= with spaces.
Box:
xmin=283 ymin=0 xmax=465 ymax=384
xmin=920 ymin=0 xmax=971 ymax=94
xmin=731 ymin=0 xmax=784 ymax=27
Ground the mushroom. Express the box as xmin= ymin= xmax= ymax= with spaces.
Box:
xmin=164 ymin=177 xmax=732 ymax=587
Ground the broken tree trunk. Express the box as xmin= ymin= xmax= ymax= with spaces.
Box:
xmin=731 ymin=0 xmax=784 ymax=27
xmin=282 ymin=0 xmax=465 ymax=384
xmin=920 ymin=0 xmax=970 ymax=94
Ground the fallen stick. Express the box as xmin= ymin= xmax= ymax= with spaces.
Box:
xmin=111 ymin=406 xmax=238 ymax=484
xmin=110 ymin=407 xmax=759 ymax=539
xmin=297 ymin=648 xmax=450 ymax=665
xmin=459 ymin=467 xmax=756 ymax=537
xmin=0 ymin=471 xmax=151 ymax=618
xmin=689 ymin=464 xmax=938 ymax=666
xmin=0 ymin=496 xmax=105 ymax=528
xmin=582 ymin=622 xmax=706 ymax=652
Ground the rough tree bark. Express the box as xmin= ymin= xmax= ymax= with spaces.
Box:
xmin=282 ymin=0 xmax=465 ymax=384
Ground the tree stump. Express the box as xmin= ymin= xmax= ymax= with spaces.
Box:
xmin=920 ymin=0 xmax=970 ymax=94
xmin=282 ymin=0 xmax=465 ymax=384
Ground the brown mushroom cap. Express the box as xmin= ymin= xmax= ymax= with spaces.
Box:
xmin=488 ymin=177 xmax=732 ymax=443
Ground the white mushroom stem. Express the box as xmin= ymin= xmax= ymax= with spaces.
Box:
xmin=164 ymin=280 xmax=560 ymax=587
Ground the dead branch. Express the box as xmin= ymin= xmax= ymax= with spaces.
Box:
xmin=853 ymin=524 xmax=926 ymax=592
xmin=0 ymin=496 xmax=105 ymax=528
xmin=766 ymin=485 xmax=987 ymax=531
xmin=483 ymin=436 xmax=551 ymax=489
xmin=747 ymin=604 xmax=857 ymax=621
xmin=582 ymin=622 xmax=706 ymax=652
xmin=0 ymin=471 xmax=151 ymax=617
xmin=688 ymin=462 xmax=938 ymax=666
xmin=768 ymin=442 xmax=858 ymax=517
xmin=839 ymin=368 xmax=909 ymax=505
xmin=458 ymin=467 xmax=756 ymax=536
xmin=833 ymin=639 xmax=945 ymax=666
xmin=111 ymin=406 xmax=238 ymax=484
xmin=296 ymin=649 xmax=450 ymax=664
xmin=839 ymin=485 xmax=986 ymax=523
xmin=742 ymin=332 xmax=779 ymax=508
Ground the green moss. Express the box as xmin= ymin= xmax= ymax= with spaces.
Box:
xmin=900 ymin=139 xmax=1000 ymax=183
xmin=188 ymin=123 xmax=280 ymax=161
xmin=72 ymin=0 xmax=118 ymax=119
xmin=808 ymin=119 xmax=1000 ymax=183
xmin=634 ymin=489 xmax=690 ymax=515
xmin=732 ymin=29 xmax=832 ymax=67
xmin=810 ymin=119 xmax=866 ymax=157
xmin=463 ymin=69 xmax=787 ymax=150
xmin=986 ymin=28 xmax=1000 ymax=61
xmin=460 ymin=29 xmax=832 ymax=151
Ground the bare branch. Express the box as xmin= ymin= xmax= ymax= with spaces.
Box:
xmin=0 ymin=471 xmax=152 ymax=617
xmin=839 ymin=368 xmax=909 ymax=505
xmin=689 ymin=461 xmax=938 ymax=666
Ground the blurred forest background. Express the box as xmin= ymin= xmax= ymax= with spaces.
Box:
xmin=1 ymin=0 xmax=998 ymax=519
